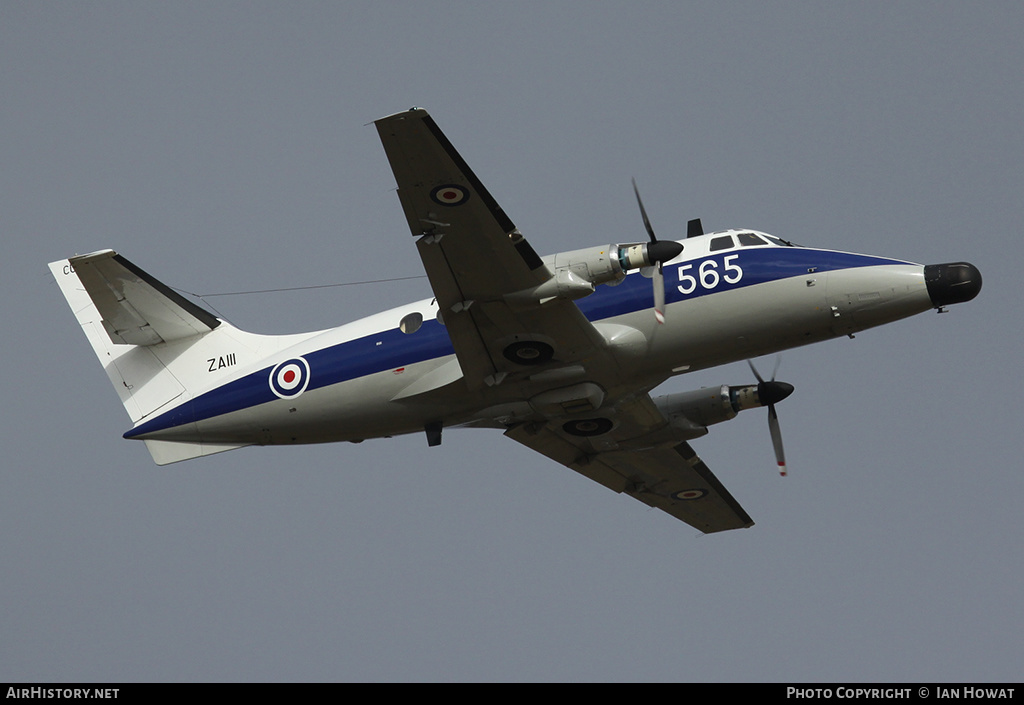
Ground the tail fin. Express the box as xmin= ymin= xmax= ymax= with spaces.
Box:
xmin=49 ymin=250 xmax=307 ymax=464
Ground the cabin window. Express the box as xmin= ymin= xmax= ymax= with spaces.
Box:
xmin=738 ymin=232 xmax=768 ymax=247
xmin=399 ymin=312 xmax=423 ymax=334
xmin=709 ymin=235 xmax=734 ymax=252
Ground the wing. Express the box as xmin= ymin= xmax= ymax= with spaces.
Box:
xmin=375 ymin=110 xmax=751 ymax=531
xmin=505 ymin=393 xmax=754 ymax=533
xmin=375 ymin=108 xmax=608 ymax=389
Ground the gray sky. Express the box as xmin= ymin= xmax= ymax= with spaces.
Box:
xmin=2 ymin=2 xmax=1021 ymax=682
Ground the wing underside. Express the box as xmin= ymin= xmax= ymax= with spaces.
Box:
xmin=505 ymin=407 xmax=754 ymax=534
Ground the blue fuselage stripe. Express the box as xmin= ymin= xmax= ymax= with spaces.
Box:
xmin=124 ymin=247 xmax=909 ymax=438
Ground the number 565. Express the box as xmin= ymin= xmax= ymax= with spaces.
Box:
xmin=677 ymin=255 xmax=743 ymax=294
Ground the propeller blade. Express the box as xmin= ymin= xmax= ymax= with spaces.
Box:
xmin=653 ymin=264 xmax=666 ymax=324
xmin=748 ymin=359 xmax=765 ymax=384
xmin=631 ymin=179 xmax=681 ymax=324
xmin=749 ymin=357 xmax=791 ymax=476
xmin=748 ymin=356 xmax=782 ymax=384
xmin=768 ymin=404 xmax=787 ymax=476
xmin=631 ymin=178 xmax=657 ymax=244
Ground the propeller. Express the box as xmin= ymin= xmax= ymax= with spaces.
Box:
xmin=631 ymin=179 xmax=684 ymax=324
xmin=747 ymin=358 xmax=794 ymax=476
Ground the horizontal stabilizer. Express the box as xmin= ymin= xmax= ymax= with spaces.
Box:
xmin=68 ymin=250 xmax=220 ymax=346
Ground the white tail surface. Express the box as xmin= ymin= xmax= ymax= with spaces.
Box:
xmin=49 ymin=250 xmax=318 ymax=464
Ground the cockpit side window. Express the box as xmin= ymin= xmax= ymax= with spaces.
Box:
xmin=709 ymin=235 xmax=734 ymax=252
xmin=737 ymin=232 xmax=768 ymax=247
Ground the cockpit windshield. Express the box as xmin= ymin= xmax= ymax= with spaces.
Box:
xmin=760 ymin=232 xmax=800 ymax=247
xmin=702 ymin=229 xmax=801 ymax=249
xmin=737 ymin=232 xmax=767 ymax=247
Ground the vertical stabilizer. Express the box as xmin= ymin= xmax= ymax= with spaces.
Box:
xmin=49 ymin=251 xmax=317 ymax=464
xmin=49 ymin=252 xmax=199 ymax=423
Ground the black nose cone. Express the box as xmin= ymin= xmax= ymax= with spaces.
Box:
xmin=924 ymin=262 xmax=982 ymax=308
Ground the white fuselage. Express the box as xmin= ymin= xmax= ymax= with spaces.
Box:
xmin=122 ymin=231 xmax=936 ymax=449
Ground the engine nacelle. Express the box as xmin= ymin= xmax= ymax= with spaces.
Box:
xmin=549 ymin=245 xmax=627 ymax=287
xmin=654 ymin=387 xmax=738 ymax=431
xmin=549 ymin=241 xmax=684 ymax=287
xmin=654 ymin=382 xmax=780 ymax=429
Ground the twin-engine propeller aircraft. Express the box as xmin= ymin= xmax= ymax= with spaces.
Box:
xmin=49 ymin=108 xmax=982 ymax=533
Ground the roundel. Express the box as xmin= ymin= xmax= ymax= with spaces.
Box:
xmin=503 ymin=340 xmax=554 ymax=366
xmin=562 ymin=417 xmax=614 ymax=437
xmin=269 ymin=357 xmax=311 ymax=399
xmin=430 ymin=184 xmax=470 ymax=207
xmin=672 ymin=489 xmax=707 ymax=501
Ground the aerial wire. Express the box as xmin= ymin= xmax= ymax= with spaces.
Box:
xmin=170 ymin=273 xmax=429 ymax=319
xmin=178 ymin=273 xmax=428 ymax=299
